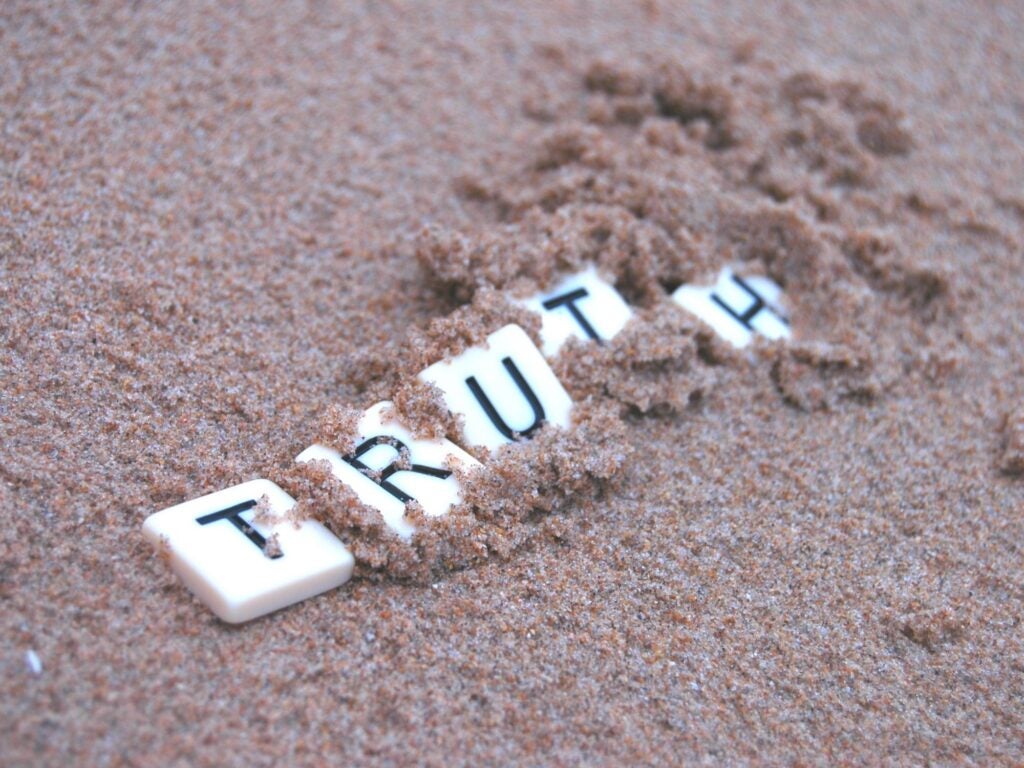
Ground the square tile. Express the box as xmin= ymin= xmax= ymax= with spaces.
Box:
xmin=418 ymin=324 xmax=574 ymax=451
xmin=142 ymin=479 xmax=354 ymax=623
xmin=518 ymin=265 xmax=633 ymax=356
xmin=672 ymin=267 xmax=791 ymax=348
xmin=296 ymin=401 xmax=480 ymax=540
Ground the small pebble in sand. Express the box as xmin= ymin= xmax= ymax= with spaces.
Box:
xmin=25 ymin=650 xmax=42 ymax=676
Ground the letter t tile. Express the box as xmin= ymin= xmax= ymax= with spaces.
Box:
xmin=142 ymin=479 xmax=354 ymax=623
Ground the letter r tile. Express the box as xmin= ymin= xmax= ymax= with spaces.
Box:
xmin=295 ymin=402 xmax=481 ymax=541
xmin=141 ymin=479 xmax=354 ymax=623
xmin=418 ymin=324 xmax=574 ymax=452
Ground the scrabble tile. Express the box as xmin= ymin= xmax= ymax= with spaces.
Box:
xmin=295 ymin=401 xmax=480 ymax=540
xmin=142 ymin=479 xmax=354 ymax=623
xmin=672 ymin=267 xmax=792 ymax=348
xmin=418 ymin=324 xmax=574 ymax=452
xmin=518 ymin=265 xmax=634 ymax=356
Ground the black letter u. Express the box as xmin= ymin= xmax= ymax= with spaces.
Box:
xmin=465 ymin=357 xmax=546 ymax=441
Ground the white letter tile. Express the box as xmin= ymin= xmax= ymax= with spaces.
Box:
xmin=519 ymin=265 xmax=633 ymax=357
xmin=142 ymin=479 xmax=354 ymax=623
xmin=418 ymin=324 xmax=573 ymax=452
xmin=672 ymin=267 xmax=791 ymax=348
xmin=295 ymin=401 xmax=480 ymax=540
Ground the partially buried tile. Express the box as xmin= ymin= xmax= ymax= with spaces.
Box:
xmin=418 ymin=323 xmax=573 ymax=452
xmin=518 ymin=265 xmax=633 ymax=356
xmin=142 ymin=479 xmax=354 ymax=623
xmin=672 ymin=266 xmax=791 ymax=348
xmin=295 ymin=401 xmax=480 ymax=540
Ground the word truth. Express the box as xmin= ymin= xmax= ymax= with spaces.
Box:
xmin=143 ymin=266 xmax=791 ymax=622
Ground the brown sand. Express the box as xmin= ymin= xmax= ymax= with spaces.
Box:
xmin=4 ymin=2 xmax=1024 ymax=765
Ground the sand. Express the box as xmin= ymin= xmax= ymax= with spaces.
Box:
xmin=3 ymin=1 xmax=1024 ymax=765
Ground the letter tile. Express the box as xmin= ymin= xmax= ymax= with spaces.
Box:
xmin=519 ymin=265 xmax=634 ymax=356
xmin=142 ymin=479 xmax=354 ymax=623
xmin=672 ymin=267 xmax=791 ymax=348
xmin=418 ymin=324 xmax=573 ymax=452
xmin=295 ymin=401 xmax=480 ymax=540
